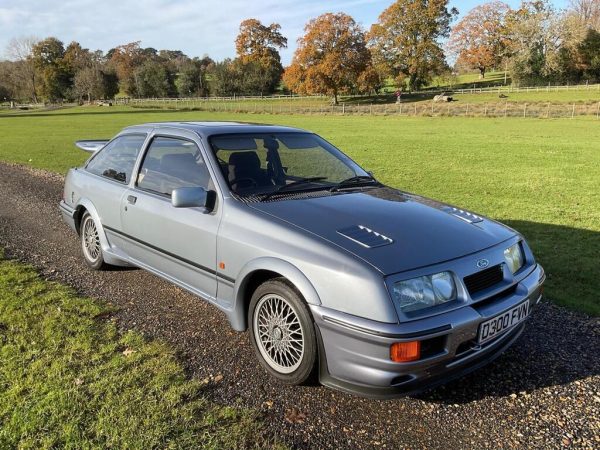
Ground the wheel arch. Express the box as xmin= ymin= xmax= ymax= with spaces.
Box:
xmin=229 ymin=257 xmax=321 ymax=331
xmin=73 ymin=198 xmax=125 ymax=266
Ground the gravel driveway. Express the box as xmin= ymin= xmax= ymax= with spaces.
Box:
xmin=0 ymin=161 xmax=598 ymax=449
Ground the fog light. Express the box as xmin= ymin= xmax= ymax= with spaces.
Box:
xmin=390 ymin=341 xmax=421 ymax=362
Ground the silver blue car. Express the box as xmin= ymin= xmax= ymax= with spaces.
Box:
xmin=59 ymin=122 xmax=545 ymax=398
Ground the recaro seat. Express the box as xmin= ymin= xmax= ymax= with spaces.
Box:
xmin=228 ymin=151 xmax=271 ymax=189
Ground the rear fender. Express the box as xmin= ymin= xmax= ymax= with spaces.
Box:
xmin=74 ymin=198 xmax=127 ymax=266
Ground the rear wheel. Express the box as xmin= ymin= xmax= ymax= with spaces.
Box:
xmin=80 ymin=212 xmax=106 ymax=270
xmin=248 ymin=278 xmax=317 ymax=385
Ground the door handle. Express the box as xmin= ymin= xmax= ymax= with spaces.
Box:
xmin=127 ymin=195 xmax=137 ymax=205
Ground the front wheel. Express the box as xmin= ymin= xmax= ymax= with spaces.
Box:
xmin=248 ymin=279 xmax=317 ymax=385
xmin=80 ymin=212 xmax=106 ymax=270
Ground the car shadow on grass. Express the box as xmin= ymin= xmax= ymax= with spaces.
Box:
xmin=417 ymin=220 xmax=599 ymax=404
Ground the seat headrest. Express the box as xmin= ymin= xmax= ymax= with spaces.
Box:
xmin=161 ymin=153 xmax=197 ymax=172
xmin=228 ymin=151 xmax=261 ymax=170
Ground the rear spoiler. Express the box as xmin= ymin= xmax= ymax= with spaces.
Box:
xmin=75 ymin=140 xmax=109 ymax=153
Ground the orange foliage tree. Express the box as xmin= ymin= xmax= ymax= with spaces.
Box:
xmin=447 ymin=1 xmax=511 ymax=78
xmin=283 ymin=13 xmax=373 ymax=104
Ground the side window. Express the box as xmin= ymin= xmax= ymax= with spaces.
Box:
xmin=137 ymin=137 xmax=210 ymax=196
xmin=86 ymin=134 xmax=146 ymax=183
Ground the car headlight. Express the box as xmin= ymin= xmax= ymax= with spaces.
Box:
xmin=392 ymin=271 xmax=457 ymax=313
xmin=504 ymin=242 xmax=524 ymax=274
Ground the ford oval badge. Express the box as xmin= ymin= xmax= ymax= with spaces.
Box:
xmin=477 ymin=258 xmax=490 ymax=269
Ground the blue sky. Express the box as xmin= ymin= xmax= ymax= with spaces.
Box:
xmin=0 ymin=0 xmax=569 ymax=64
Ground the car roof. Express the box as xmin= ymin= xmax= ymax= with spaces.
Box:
xmin=121 ymin=121 xmax=309 ymax=139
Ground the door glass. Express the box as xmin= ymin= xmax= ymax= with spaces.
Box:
xmin=86 ymin=134 xmax=146 ymax=183
xmin=137 ymin=137 xmax=211 ymax=196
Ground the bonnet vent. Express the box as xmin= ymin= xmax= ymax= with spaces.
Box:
xmin=337 ymin=225 xmax=394 ymax=248
xmin=442 ymin=207 xmax=483 ymax=224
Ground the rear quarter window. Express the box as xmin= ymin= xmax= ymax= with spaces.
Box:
xmin=86 ymin=134 xmax=146 ymax=183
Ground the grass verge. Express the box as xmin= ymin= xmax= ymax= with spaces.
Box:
xmin=0 ymin=250 xmax=276 ymax=449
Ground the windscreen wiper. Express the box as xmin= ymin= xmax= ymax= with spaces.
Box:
xmin=330 ymin=175 xmax=379 ymax=192
xmin=261 ymin=177 xmax=329 ymax=201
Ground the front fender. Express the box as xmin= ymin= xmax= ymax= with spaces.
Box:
xmin=229 ymin=257 xmax=321 ymax=331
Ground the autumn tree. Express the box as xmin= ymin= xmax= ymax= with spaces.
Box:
xmin=283 ymin=13 xmax=371 ymax=104
xmin=369 ymin=0 xmax=458 ymax=91
xmin=448 ymin=1 xmax=510 ymax=78
xmin=74 ymin=66 xmax=104 ymax=102
xmin=107 ymin=42 xmax=144 ymax=95
xmin=235 ymin=19 xmax=287 ymax=94
xmin=568 ymin=0 xmax=600 ymax=29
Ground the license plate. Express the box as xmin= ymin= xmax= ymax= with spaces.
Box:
xmin=478 ymin=300 xmax=530 ymax=344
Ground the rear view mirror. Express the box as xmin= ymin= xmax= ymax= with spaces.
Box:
xmin=171 ymin=187 xmax=214 ymax=210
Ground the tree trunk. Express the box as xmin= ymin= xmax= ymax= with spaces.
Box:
xmin=408 ymin=73 xmax=418 ymax=92
xmin=333 ymin=89 xmax=338 ymax=105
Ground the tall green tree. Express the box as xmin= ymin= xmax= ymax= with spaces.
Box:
xmin=133 ymin=60 xmax=170 ymax=97
xmin=504 ymin=0 xmax=565 ymax=84
xmin=235 ymin=19 xmax=287 ymax=94
xmin=31 ymin=37 xmax=69 ymax=100
xmin=369 ymin=0 xmax=458 ymax=91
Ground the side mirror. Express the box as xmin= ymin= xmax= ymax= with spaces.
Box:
xmin=171 ymin=187 xmax=214 ymax=210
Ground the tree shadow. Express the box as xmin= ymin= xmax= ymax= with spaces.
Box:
xmin=417 ymin=220 xmax=599 ymax=403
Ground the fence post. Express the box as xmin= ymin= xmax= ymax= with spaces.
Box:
xmin=504 ymin=102 xmax=508 ymax=118
xmin=431 ymin=101 xmax=434 ymax=115
xmin=546 ymin=102 xmax=550 ymax=119
xmin=571 ymin=103 xmax=575 ymax=119
xmin=342 ymin=103 xmax=345 ymax=114
xmin=370 ymin=103 xmax=373 ymax=115
xmin=414 ymin=103 xmax=417 ymax=116
xmin=484 ymin=103 xmax=487 ymax=117
xmin=523 ymin=103 xmax=527 ymax=118
xmin=466 ymin=103 xmax=469 ymax=117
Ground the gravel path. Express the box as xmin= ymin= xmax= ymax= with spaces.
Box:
xmin=0 ymin=161 xmax=598 ymax=449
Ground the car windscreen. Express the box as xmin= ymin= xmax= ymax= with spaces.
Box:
xmin=208 ymin=133 xmax=369 ymax=197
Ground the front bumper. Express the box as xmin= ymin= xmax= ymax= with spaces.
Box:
xmin=311 ymin=263 xmax=545 ymax=399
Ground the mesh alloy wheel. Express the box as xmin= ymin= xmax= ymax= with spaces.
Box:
xmin=80 ymin=212 xmax=106 ymax=270
xmin=248 ymin=278 xmax=317 ymax=385
xmin=253 ymin=294 xmax=305 ymax=374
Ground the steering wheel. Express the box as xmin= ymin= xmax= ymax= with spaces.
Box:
xmin=229 ymin=177 xmax=258 ymax=188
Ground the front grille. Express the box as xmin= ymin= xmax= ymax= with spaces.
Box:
xmin=464 ymin=264 xmax=504 ymax=296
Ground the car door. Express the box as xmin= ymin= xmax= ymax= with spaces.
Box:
xmin=119 ymin=132 xmax=220 ymax=300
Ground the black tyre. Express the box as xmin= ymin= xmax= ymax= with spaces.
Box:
xmin=80 ymin=212 xmax=106 ymax=270
xmin=248 ymin=278 xmax=317 ymax=385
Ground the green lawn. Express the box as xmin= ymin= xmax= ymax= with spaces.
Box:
xmin=0 ymin=106 xmax=598 ymax=316
xmin=0 ymin=250 xmax=278 ymax=448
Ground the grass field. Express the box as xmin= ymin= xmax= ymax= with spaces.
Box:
xmin=0 ymin=250 xmax=277 ymax=448
xmin=0 ymin=106 xmax=598 ymax=316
